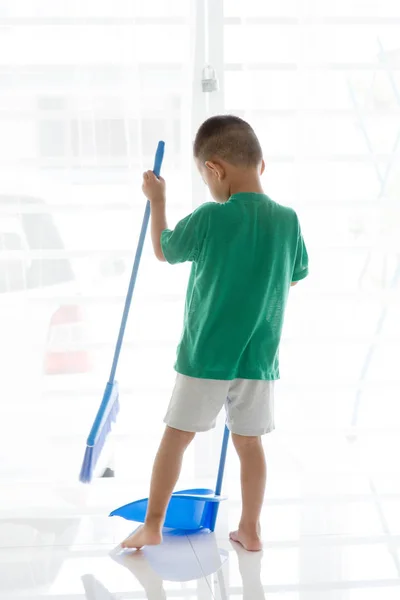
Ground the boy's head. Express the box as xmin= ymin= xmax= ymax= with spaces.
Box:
xmin=194 ymin=115 xmax=264 ymax=202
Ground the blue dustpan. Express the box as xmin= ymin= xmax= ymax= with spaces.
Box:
xmin=110 ymin=425 xmax=230 ymax=532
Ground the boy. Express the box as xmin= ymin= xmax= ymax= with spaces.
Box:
xmin=122 ymin=115 xmax=308 ymax=552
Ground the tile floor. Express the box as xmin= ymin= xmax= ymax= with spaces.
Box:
xmin=1 ymin=431 xmax=400 ymax=599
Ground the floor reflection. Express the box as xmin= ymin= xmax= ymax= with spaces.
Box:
xmin=230 ymin=540 xmax=266 ymax=600
xmin=82 ymin=574 xmax=117 ymax=600
xmin=110 ymin=529 xmax=228 ymax=599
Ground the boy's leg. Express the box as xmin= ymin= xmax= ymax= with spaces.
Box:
xmin=122 ymin=426 xmax=195 ymax=549
xmin=225 ymin=379 xmax=274 ymax=552
xmin=230 ymin=434 xmax=266 ymax=552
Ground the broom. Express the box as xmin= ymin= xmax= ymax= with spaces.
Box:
xmin=79 ymin=141 xmax=165 ymax=483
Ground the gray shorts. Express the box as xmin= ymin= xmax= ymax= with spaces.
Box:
xmin=164 ymin=374 xmax=275 ymax=437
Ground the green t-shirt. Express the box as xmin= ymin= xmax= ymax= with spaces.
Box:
xmin=161 ymin=193 xmax=308 ymax=380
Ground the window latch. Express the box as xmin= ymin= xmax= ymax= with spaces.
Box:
xmin=201 ymin=65 xmax=219 ymax=93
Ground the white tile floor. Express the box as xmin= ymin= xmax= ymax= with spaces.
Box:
xmin=1 ymin=432 xmax=400 ymax=599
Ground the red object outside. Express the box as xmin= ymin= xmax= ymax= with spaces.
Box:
xmin=44 ymin=305 xmax=92 ymax=375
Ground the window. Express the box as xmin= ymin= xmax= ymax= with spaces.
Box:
xmin=37 ymin=91 xmax=184 ymax=167
xmin=0 ymin=230 xmax=27 ymax=293
xmin=0 ymin=0 xmax=196 ymax=485
xmin=1 ymin=0 xmax=399 ymax=527
xmin=22 ymin=210 xmax=75 ymax=288
xmin=0 ymin=197 xmax=74 ymax=292
xmin=221 ymin=3 xmax=400 ymax=432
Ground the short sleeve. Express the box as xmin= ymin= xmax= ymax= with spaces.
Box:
xmin=160 ymin=203 xmax=211 ymax=265
xmin=292 ymin=225 xmax=309 ymax=282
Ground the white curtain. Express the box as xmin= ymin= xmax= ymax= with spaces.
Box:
xmin=226 ymin=0 xmax=400 ymax=472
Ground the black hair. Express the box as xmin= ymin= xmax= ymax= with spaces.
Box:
xmin=193 ymin=115 xmax=263 ymax=167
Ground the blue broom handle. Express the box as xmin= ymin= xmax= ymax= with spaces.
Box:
xmin=215 ymin=424 xmax=230 ymax=496
xmin=208 ymin=424 xmax=230 ymax=532
xmin=109 ymin=141 xmax=165 ymax=383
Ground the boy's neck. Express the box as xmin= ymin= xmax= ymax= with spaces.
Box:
xmin=228 ymin=174 xmax=264 ymax=197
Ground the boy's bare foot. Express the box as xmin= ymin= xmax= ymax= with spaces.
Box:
xmin=121 ymin=525 xmax=162 ymax=550
xmin=229 ymin=528 xmax=263 ymax=552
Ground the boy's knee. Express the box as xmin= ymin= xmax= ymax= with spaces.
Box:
xmin=165 ymin=426 xmax=196 ymax=448
xmin=232 ymin=433 xmax=262 ymax=453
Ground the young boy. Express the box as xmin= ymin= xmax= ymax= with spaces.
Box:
xmin=122 ymin=115 xmax=308 ymax=552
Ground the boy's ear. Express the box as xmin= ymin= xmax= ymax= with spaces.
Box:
xmin=260 ymin=159 xmax=266 ymax=175
xmin=205 ymin=160 xmax=225 ymax=180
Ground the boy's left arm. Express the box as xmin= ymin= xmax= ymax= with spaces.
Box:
xmin=292 ymin=229 xmax=309 ymax=285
